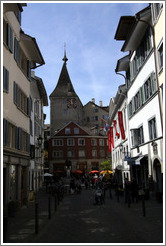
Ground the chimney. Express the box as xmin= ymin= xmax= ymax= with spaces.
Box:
xmin=99 ymin=101 xmax=103 ymax=107
xmin=92 ymin=98 xmax=95 ymax=104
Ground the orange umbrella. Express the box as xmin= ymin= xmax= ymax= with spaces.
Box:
xmin=72 ymin=170 xmax=83 ymax=174
xmin=89 ymin=170 xmax=99 ymax=174
xmin=100 ymin=170 xmax=113 ymax=174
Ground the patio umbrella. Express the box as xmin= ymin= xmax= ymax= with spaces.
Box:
xmin=89 ymin=170 xmax=99 ymax=174
xmin=100 ymin=170 xmax=113 ymax=174
xmin=72 ymin=170 xmax=83 ymax=174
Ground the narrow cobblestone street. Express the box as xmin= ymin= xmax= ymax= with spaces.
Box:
xmin=5 ymin=185 xmax=163 ymax=244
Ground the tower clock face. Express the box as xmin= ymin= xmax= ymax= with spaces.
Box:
xmin=67 ymin=98 xmax=77 ymax=108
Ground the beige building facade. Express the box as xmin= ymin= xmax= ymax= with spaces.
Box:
xmin=3 ymin=3 xmax=45 ymax=211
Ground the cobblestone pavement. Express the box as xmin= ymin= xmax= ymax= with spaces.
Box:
xmin=4 ymin=185 xmax=163 ymax=244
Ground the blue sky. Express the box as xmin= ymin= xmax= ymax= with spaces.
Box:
xmin=21 ymin=1 xmax=149 ymax=124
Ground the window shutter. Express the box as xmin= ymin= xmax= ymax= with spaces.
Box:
xmin=18 ymin=127 xmax=22 ymax=150
xmin=13 ymin=81 xmax=17 ymax=104
xmin=151 ymin=72 xmax=157 ymax=94
xmin=7 ymin=24 xmax=13 ymax=53
xmin=17 ymin=85 xmax=20 ymax=107
xmin=27 ymin=97 xmax=31 ymax=117
xmin=14 ymin=37 xmax=19 ymax=62
xmin=15 ymin=127 xmax=18 ymax=149
xmin=141 ymin=85 xmax=145 ymax=104
xmin=139 ymin=87 xmax=143 ymax=106
xmin=26 ymin=133 xmax=30 ymax=153
xmin=3 ymin=66 xmax=9 ymax=93
xmin=129 ymin=61 xmax=134 ymax=82
xmin=3 ymin=119 xmax=8 ymax=146
xmin=132 ymin=98 xmax=135 ymax=113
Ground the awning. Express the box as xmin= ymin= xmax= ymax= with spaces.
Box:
xmin=128 ymin=155 xmax=145 ymax=165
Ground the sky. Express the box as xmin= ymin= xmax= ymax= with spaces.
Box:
xmin=21 ymin=1 xmax=149 ymax=124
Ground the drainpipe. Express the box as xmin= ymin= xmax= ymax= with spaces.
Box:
xmin=135 ymin=16 xmax=163 ymax=135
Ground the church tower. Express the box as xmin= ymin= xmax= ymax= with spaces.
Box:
xmin=49 ymin=49 xmax=83 ymax=136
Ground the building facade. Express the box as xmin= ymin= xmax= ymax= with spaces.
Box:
xmin=3 ymin=3 xmax=45 ymax=210
xmin=49 ymin=122 xmax=109 ymax=175
xmin=29 ymin=72 xmax=48 ymax=200
xmin=114 ymin=5 xmax=163 ymax=200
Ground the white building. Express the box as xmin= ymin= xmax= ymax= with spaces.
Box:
xmin=108 ymin=84 xmax=130 ymax=187
xmin=114 ymin=5 xmax=163 ymax=201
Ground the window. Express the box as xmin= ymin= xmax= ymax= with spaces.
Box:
xmin=53 ymin=151 xmax=63 ymax=159
xmin=131 ymin=126 xmax=144 ymax=147
xmin=87 ymin=117 xmax=90 ymax=122
xmin=74 ymin=128 xmax=79 ymax=134
xmin=138 ymin=126 xmax=144 ymax=145
xmin=134 ymin=89 xmax=142 ymax=111
xmin=91 ymin=139 xmax=97 ymax=146
xmin=3 ymin=119 xmax=30 ymax=152
xmin=148 ymin=117 xmax=157 ymax=140
xmin=99 ymin=150 xmax=105 ymax=158
xmin=53 ymin=139 xmax=63 ymax=146
xmin=14 ymin=37 xmax=19 ymax=62
xmin=92 ymin=116 xmax=98 ymax=121
xmin=78 ymin=150 xmax=85 ymax=157
xmin=7 ymin=23 xmax=13 ymax=53
xmin=67 ymin=138 xmax=75 ymax=146
xmin=65 ymin=128 xmax=70 ymax=134
xmin=67 ymin=150 xmax=75 ymax=158
xmin=92 ymin=150 xmax=97 ymax=158
xmin=13 ymin=82 xmax=29 ymax=116
xmin=78 ymin=138 xmax=85 ymax=146
xmin=93 ymin=108 xmax=98 ymax=113
xmin=130 ymin=28 xmax=152 ymax=81
xmin=99 ymin=139 xmax=104 ymax=146
xmin=3 ymin=66 xmax=9 ymax=93
xmin=144 ymin=78 xmax=152 ymax=101
xmin=158 ymin=42 xmax=163 ymax=71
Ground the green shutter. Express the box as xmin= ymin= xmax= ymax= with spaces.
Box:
xmin=151 ymin=72 xmax=157 ymax=94
xmin=3 ymin=66 xmax=9 ymax=93
xmin=18 ymin=127 xmax=22 ymax=150
xmin=13 ymin=81 xmax=17 ymax=104
xmin=3 ymin=119 xmax=8 ymax=146
xmin=15 ymin=127 xmax=18 ymax=149
xmin=141 ymin=85 xmax=145 ymax=104
xmin=26 ymin=133 xmax=30 ymax=153
xmin=7 ymin=24 xmax=13 ymax=53
xmin=130 ymin=62 xmax=133 ymax=82
xmin=132 ymin=97 xmax=135 ymax=113
xmin=14 ymin=37 xmax=19 ymax=62
xmin=139 ymin=87 xmax=143 ymax=106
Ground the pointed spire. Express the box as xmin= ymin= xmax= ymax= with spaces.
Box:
xmin=62 ymin=42 xmax=68 ymax=63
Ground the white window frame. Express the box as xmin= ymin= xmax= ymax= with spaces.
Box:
xmin=78 ymin=150 xmax=85 ymax=157
xmin=91 ymin=138 xmax=97 ymax=146
xmin=52 ymin=151 xmax=63 ymax=159
xmin=78 ymin=138 xmax=85 ymax=146
xmin=65 ymin=128 xmax=71 ymax=134
xmin=67 ymin=138 xmax=75 ymax=146
xmin=74 ymin=128 xmax=79 ymax=134
xmin=99 ymin=139 xmax=104 ymax=146
xmin=92 ymin=149 xmax=97 ymax=158
xmin=53 ymin=139 xmax=63 ymax=146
